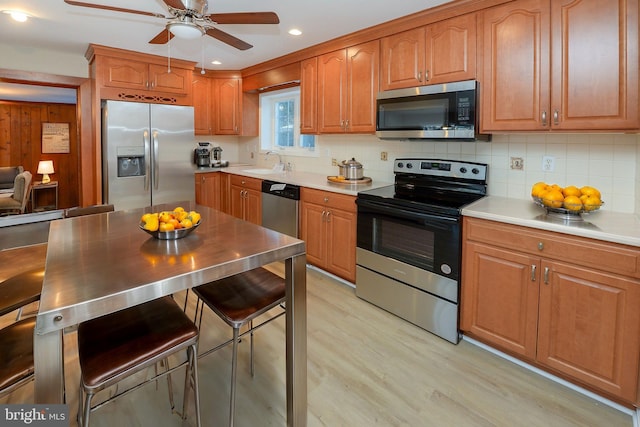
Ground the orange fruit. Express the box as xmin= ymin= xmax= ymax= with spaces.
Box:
xmin=159 ymin=222 xmax=175 ymax=232
xmin=563 ymin=195 xmax=583 ymax=212
xmin=542 ymin=190 xmax=564 ymax=208
xmin=580 ymin=186 xmax=601 ymax=198
xmin=562 ymin=186 xmax=581 ymax=198
xmin=582 ymin=195 xmax=602 ymax=211
xmin=531 ymin=182 xmax=549 ymax=198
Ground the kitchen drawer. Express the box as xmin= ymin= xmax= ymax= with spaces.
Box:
xmin=464 ymin=217 xmax=640 ymax=279
xmin=300 ymin=187 xmax=356 ymax=212
xmin=230 ymin=175 xmax=262 ymax=191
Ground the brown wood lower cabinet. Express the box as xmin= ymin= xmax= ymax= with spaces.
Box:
xmin=300 ymin=187 xmax=356 ymax=282
xmin=194 ymin=172 xmax=221 ymax=210
xmin=229 ymin=175 xmax=261 ymax=225
xmin=461 ymin=217 xmax=640 ymax=404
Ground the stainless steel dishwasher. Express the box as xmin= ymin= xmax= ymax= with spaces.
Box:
xmin=261 ymin=180 xmax=300 ymax=238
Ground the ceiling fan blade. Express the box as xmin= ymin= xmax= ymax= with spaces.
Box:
xmin=161 ymin=0 xmax=186 ymax=10
xmin=63 ymin=0 xmax=167 ymax=19
xmin=205 ymin=28 xmax=253 ymax=50
xmin=207 ymin=12 xmax=280 ymax=25
xmin=149 ymin=29 xmax=175 ymax=45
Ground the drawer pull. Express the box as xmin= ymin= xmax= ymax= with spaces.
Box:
xmin=531 ymin=264 xmax=537 ymax=282
xmin=537 ymin=242 xmax=544 ymax=251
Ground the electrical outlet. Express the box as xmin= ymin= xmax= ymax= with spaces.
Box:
xmin=510 ymin=157 xmax=524 ymax=170
xmin=542 ymin=155 xmax=555 ymax=172
xmin=331 ymin=158 xmax=337 ymax=166
xmin=380 ymin=151 xmax=388 ymax=161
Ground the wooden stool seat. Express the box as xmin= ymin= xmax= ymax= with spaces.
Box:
xmin=0 ymin=317 xmax=36 ymax=393
xmin=193 ymin=267 xmax=285 ymax=329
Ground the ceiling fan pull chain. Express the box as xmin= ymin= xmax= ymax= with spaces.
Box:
xmin=200 ymin=37 xmax=206 ymax=75
xmin=167 ymin=27 xmax=172 ymax=73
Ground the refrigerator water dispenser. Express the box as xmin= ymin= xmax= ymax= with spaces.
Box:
xmin=116 ymin=146 xmax=145 ymax=177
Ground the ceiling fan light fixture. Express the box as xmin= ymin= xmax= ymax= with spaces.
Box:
xmin=167 ymin=21 xmax=204 ymax=39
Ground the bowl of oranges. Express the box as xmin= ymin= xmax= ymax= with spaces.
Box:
xmin=139 ymin=206 xmax=201 ymax=240
xmin=531 ymin=182 xmax=603 ymax=217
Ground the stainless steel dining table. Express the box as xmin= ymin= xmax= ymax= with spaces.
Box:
xmin=34 ymin=202 xmax=307 ymax=426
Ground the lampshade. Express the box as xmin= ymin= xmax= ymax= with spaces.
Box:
xmin=167 ymin=21 xmax=205 ymax=39
xmin=37 ymin=160 xmax=54 ymax=184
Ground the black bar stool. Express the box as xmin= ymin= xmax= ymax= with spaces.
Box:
xmin=77 ymin=296 xmax=201 ymax=426
xmin=193 ymin=267 xmax=286 ymax=427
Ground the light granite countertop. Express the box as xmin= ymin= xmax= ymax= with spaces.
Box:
xmin=195 ymin=165 xmax=393 ymax=196
xmin=462 ymin=196 xmax=640 ymax=248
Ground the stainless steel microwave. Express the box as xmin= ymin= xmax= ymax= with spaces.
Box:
xmin=376 ymin=80 xmax=489 ymax=141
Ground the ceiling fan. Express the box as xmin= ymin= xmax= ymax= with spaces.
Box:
xmin=63 ymin=0 xmax=280 ymax=50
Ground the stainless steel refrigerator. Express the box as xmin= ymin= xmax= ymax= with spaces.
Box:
xmin=102 ymin=100 xmax=196 ymax=210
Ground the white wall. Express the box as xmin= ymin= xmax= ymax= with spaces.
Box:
xmin=0 ymin=43 xmax=89 ymax=78
xmin=244 ymin=133 xmax=639 ymax=214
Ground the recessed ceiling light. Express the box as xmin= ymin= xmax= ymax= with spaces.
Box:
xmin=288 ymin=28 xmax=302 ymax=36
xmin=211 ymin=60 xmax=222 ymax=65
xmin=2 ymin=10 xmax=29 ymax=22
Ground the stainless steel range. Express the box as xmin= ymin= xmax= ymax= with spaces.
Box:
xmin=355 ymin=158 xmax=488 ymax=343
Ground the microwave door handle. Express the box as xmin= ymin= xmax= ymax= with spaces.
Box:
xmin=143 ymin=130 xmax=150 ymax=191
xmin=152 ymin=131 xmax=159 ymax=190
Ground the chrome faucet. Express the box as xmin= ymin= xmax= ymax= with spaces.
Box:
xmin=265 ymin=150 xmax=283 ymax=167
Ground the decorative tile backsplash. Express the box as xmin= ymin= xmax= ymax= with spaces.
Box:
xmin=241 ymin=133 xmax=639 ymax=214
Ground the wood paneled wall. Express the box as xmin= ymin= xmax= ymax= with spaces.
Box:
xmin=0 ymin=101 xmax=79 ymax=209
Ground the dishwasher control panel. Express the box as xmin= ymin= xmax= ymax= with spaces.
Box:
xmin=261 ymin=180 xmax=300 ymax=200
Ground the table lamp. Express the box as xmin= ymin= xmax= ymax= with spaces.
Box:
xmin=37 ymin=160 xmax=54 ymax=184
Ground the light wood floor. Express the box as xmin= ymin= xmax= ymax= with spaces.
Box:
xmin=1 ymin=263 xmax=634 ymax=426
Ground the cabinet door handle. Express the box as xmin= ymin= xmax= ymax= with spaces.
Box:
xmin=553 ymin=110 xmax=559 ymax=125
xmin=344 ymin=119 xmax=349 ymax=130
xmin=321 ymin=210 xmax=326 ymax=222
xmin=541 ymin=111 xmax=547 ymax=126
xmin=531 ymin=264 xmax=537 ymax=282
xmin=543 ymin=267 xmax=550 ymax=284
xmin=326 ymin=210 xmax=331 ymax=222
xmin=417 ymin=71 xmax=422 ymax=82
xmin=425 ymin=70 xmax=429 ymax=81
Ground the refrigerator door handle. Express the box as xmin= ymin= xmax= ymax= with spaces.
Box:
xmin=153 ymin=131 xmax=160 ymax=190
xmin=143 ymin=130 xmax=151 ymax=191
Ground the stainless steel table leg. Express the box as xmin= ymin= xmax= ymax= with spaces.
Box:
xmin=286 ymin=254 xmax=307 ymax=427
xmin=34 ymin=329 xmax=65 ymax=403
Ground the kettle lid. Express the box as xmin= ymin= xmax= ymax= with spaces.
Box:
xmin=342 ymin=157 xmax=362 ymax=168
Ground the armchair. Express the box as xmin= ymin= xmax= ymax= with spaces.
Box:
xmin=0 ymin=166 xmax=24 ymax=191
xmin=0 ymin=172 xmax=32 ymax=215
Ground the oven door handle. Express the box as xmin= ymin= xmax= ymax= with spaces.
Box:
xmin=357 ymin=199 xmax=458 ymax=227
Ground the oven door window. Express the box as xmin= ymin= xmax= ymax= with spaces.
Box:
xmin=373 ymin=217 xmax=435 ymax=271
xmin=357 ymin=200 xmax=461 ymax=279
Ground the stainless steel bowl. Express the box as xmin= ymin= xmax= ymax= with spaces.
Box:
xmin=139 ymin=220 xmax=201 ymax=240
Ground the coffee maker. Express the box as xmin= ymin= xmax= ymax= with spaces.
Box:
xmin=194 ymin=142 xmax=212 ymax=167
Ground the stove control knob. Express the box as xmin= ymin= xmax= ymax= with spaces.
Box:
xmin=459 ymin=167 xmax=467 ymax=174
xmin=472 ymin=168 xmax=480 ymax=174
xmin=406 ymin=163 xmax=413 ymax=169
xmin=397 ymin=162 xmax=404 ymax=168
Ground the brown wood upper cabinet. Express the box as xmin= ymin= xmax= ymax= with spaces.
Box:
xmin=480 ymin=0 xmax=639 ymax=132
xmin=317 ymin=40 xmax=379 ymax=134
xmin=101 ymin=56 xmax=191 ymax=95
xmin=300 ymin=57 xmax=318 ymax=134
xmin=380 ymin=13 xmax=477 ymax=91
xmin=192 ymin=75 xmax=212 ymax=135
xmin=193 ymin=76 xmax=242 ymax=135
xmin=213 ymin=78 xmax=242 ymax=135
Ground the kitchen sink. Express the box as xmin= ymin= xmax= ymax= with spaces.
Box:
xmin=242 ymin=168 xmax=279 ymax=175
